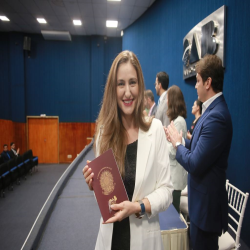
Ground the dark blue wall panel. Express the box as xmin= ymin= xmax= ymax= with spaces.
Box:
xmin=9 ymin=33 xmax=26 ymax=122
xmin=90 ymin=36 xmax=105 ymax=122
xmin=0 ymin=33 xmax=122 ymax=123
xmin=123 ymin=0 xmax=250 ymax=246
xmin=0 ymin=33 xmax=10 ymax=120
xmin=90 ymin=36 xmax=122 ymax=122
xmin=25 ymin=35 xmax=92 ymax=122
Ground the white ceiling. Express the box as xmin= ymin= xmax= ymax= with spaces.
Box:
xmin=0 ymin=0 xmax=156 ymax=37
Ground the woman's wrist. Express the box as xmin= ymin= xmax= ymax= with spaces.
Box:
xmin=134 ymin=201 xmax=141 ymax=213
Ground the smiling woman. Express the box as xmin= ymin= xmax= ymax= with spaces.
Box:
xmin=116 ymin=62 xmax=139 ymax=122
xmin=82 ymin=50 xmax=173 ymax=250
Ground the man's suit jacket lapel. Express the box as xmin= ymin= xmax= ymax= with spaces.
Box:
xmin=190 ymin=95 xmax=225 ymax=145
xmin=132 ymin=127 xmax=152 ymax=201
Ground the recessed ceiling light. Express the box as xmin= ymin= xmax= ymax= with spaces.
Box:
xmin=73 ymin=20 xmax=82 ymax=26
xmin=0 ymin=16 xmax=10 ymax=21
xmin=37 ymin=18 xmax=47 ymax=24
xmin=121 ymin=30 xmax=123 ymax=36
xmin=106 ymin=20 xmax=118 ymax=28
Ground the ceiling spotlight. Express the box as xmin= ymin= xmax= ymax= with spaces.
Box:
xmin=37 ymin=18 xmax=47 ymax=24
xmin=0 ymin=16 xmax=10 ymax=21
xmin=73 ymin=20 xmax=82 ymax=26
xmin=121 ymin=30 xmax=123 ymax=36
xmin=106 ymin=20 xmax=118 ymax=28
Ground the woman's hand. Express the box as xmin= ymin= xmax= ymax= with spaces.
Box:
xmin=163 ymin=126 xmax=171 ymax=141
xmin=166 ymin=121 xmax=183 ymax=148
xmin=104 ymin=201 xmax=140 ymax=224
xmin=187 ymin=131 xmax=192 ymax=140
xmin=82 ymin=160 xmax=94 ymax=191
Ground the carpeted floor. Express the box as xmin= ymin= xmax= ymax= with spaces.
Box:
xmin=37 ymin=148 xmax=100 ymax=250
xmin=1 ymin=160 xmax=249 ymax=250
xmin=0 ymin=164 xmax=69 ymax=250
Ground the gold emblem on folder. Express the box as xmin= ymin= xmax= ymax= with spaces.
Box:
xmin=99 ymin=168 xmax=115 ymax=195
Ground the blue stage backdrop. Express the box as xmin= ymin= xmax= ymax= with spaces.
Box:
xmin=0 ymin=33 xmax=11 ymax=120
xmin=123 ymin=0 xmax=250 ymax=246
xmin=0 ymin=33 xmax=122 ymax=123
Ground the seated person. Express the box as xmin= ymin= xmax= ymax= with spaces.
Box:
xmin=9 ymin=142 xmax=20 ymax=159
xmin=1 ymin=144 xmax=11 ymax=162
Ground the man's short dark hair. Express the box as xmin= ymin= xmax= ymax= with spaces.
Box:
xmin=156 ymin=71 xmax=169 ymax=91
xmin=196 ymin=100 xmax=203 ymax=115
xmin=3 ymin=144 xmax=7 ymax=148
xmin=195 ymin=54 xmax=224 ymax=92
xmin=10 ymin=142 xmax=15 ymax=146
xmin=144 ymin=90 xmax=155 ymax=102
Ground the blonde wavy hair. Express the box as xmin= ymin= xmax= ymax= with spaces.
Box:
xmin=94 ymin=50 xmax=152 ymax=177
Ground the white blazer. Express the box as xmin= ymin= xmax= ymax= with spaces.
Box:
xmin=95 ymin=118 xmax=173 ymax=250
xmin=167 ymin=116 xmax=187 ymax=190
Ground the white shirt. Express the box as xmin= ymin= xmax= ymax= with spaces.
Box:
xmin=202 ymin=92 xmax=223 ymax=114
xmin=11 ymin=149 xmax=18 ymax=156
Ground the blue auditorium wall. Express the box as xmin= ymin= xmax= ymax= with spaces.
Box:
xmin=123 ymin=0 xmax=250 ymax=246
xmin=0 ymin=33 xmax=11 ymax=120
xmin=0 ymin=33 xmax=122 ymax=123
xmin=90 ymin=36 xmax=122 ymax=121
xmin=9 ymin=33 xmax=26 ymax=123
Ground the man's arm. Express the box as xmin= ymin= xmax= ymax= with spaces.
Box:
xmin=176 ymin=111 xmax=231 ymax=177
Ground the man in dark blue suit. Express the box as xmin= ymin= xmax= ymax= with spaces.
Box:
xmin=166 ymin=55 xmax=233 ymax=250
xmin=1 ymin=144 xmax=11 ymax=162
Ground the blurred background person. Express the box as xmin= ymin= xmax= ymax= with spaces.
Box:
xmin=187 ymin=100 xmax=202 ymax=140
xmin=1 ymin=144 xmax=11 ymax=162
xmin=164 ymin=85 xmax=187 ymax=213
xmin=144 ymin=89 xmax=157 ymax=117
xmin=9 ymin=142 xmax=20 ymax=159
xmin=143 ymin=92 xmax=149 ymax=116
xmin=154 ymin=71 xmax=170 ymax=126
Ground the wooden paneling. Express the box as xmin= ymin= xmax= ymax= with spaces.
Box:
xmin=59 ymin=123 xmax=95 ymax=163
xmin=28 ymin=117 xmax=59 ymax=164
xmin=0 ymin=120 xmax=26 ymax=154
xmin=44 ymin=118 xmax=59 ymax=163
xmin=0 ymin=119 xmax=95 ymax=163
xmin=13 ymin=122 xmax=27 ymax=154
xmin=0 ymin=119 xmax=14 ymax=151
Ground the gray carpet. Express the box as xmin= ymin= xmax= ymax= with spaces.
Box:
xmin=0 ymin=164 xmax=69 ymax=250
xmin=37 ymin=149 xmax=100 ymax=250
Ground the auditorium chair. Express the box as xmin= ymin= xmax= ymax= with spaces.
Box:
xmin=0 ymin=162 xmax=13 ymax=197
xmin=22 ymin=150 xmax=35 ymax=175
xmin=26 ymin=150 xmax=38 ymax=172
xmin=22 ymin=151 xmax=32 ymax=174
xmin=219 ymin=180 xmax=249 ymax=250
xmin=0 ymin=155 xmax=4 ymax=165
xmin=16 ymin=155 xmax=26 ymax=180
xmin=0 ymin=173 xmax=3 ymax=197
xmin=8 ymin=159 xmax=20 ymax=185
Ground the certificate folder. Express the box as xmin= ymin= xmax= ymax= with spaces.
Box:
xmin=88 ymin=149 xmax=128 ymax=222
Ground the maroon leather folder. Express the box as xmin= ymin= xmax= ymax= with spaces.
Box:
xmin=88 ymin=149 xmax=128 ymax=222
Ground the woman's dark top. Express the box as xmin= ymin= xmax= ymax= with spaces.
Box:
xmin=190 ymin=117 xmax=200 ymax=135
xmin=111 ymin=140 xmax=138 ymax=250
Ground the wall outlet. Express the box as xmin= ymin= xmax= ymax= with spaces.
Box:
xmin=67 ymin=155 xmax=72 ymax=159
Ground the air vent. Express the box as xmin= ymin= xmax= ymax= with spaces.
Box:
xmin=41 ymin=30 xmax=71 ymax=41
